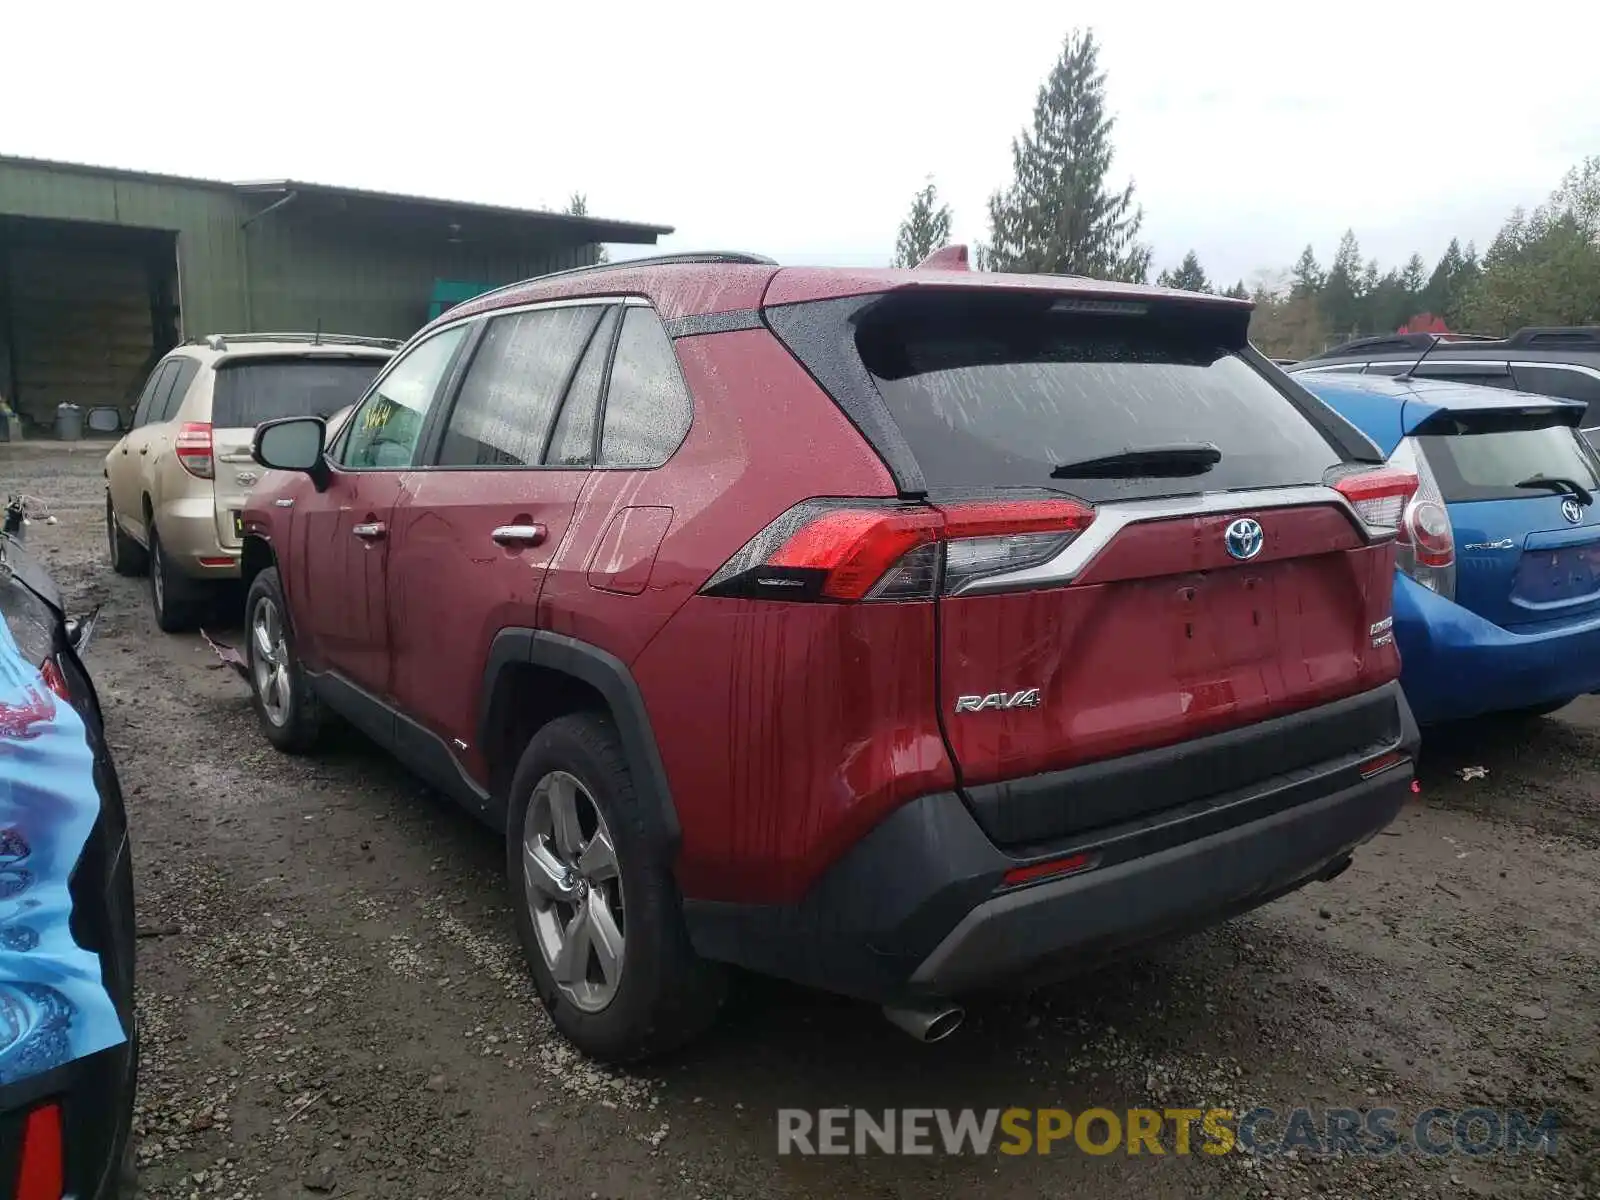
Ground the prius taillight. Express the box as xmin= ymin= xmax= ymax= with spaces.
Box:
xmin=700 ymin=497 xmax=1095 ymax=602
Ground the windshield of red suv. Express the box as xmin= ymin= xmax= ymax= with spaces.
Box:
xmin=857 ymin=298 xmax=1346 ymax=501
xmin=212 ymin=356 xmax=389 ymax=428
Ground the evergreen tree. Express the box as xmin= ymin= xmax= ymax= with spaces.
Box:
xmin=1290 ymin=246 xmax=1324 ymax=298
xmin=1222 ymin=280 xmax=1250 ymax=300
xmin=983 ymin=29 xmax=1150 ymax=281
xmin=1421 ymin=238 xmax=1466 ymax=325
xmin=1459 ymin=157 xmax=1600 ymax=331
xmin=1400 ymin=253 xmax=1426 ymax=299
xmin=1322 ymin=230 xmax=1364 ymax=336
xmin=1157 ymin=250 xmax=1211 ymax=293
xmin=892 ymin=178 xmax=954 ymax=268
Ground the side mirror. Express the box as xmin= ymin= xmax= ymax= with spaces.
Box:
xmin=253 ymin=417 xmax=330 ymax=491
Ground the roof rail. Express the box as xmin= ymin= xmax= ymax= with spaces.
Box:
xmin=1310 ymin=330 xmax=1501 ymax=359
xmin=444 ymin=251 xmax=780 ymax=315
xmin=1505 ymin=326 xmax=1600 ymax=350
xmin=1311 ymin=332 xmax=1443 ymax=359
xmin=188 ymin=332 xmax=403 ymax=352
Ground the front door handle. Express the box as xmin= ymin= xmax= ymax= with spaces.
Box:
xmin=352 ymin=521 xmax=387 ymax=541
xmin=121 ymin=447 xmax=128 ymax=455
xmin=139 ymin=447 xmax=148 ymax=455
xmin=491 ymin=524 xmax=546 ymax=547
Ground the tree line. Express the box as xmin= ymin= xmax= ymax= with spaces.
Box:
xmin=893 ymin=29 xmax=1600 ymax=358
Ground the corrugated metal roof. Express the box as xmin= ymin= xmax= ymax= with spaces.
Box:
xmin=0 ymin=154 xmax=671 ymax=243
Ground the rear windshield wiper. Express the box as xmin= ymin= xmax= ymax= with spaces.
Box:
xmin=1515 ymin=475 xmax=1595 ymax=507
xmin=1050 ymin=443 xmax=1222 ymax=479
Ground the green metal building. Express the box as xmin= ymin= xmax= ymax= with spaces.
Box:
xmin=0 ymin=156 xmax=672 ymax=429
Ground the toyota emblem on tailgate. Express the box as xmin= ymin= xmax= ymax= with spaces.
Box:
xmin=1562 ymin=498 xmax=1583 ymax=524
xmin=1224 ymin=517 xmax=1264 ymax=560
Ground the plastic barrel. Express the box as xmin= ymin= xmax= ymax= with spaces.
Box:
xmin=54 ymin=403 xmax=83 ymax=442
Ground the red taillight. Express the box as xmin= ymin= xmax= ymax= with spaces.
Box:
xmin=1400 ymin=498 xmax=1455 ymax=567
xmin=1332 ymin=467 xmax=1418 ymax=531
xmin=38 ymin=658 xmax=70 ymax=702
xmin=701 ymin=497 xmax=1095 ymax=603
xmin=175 ymin=421 xmax=214 ymax=479
xmin=765 ymin=507 xmax=942 ymax=600
xmin=1002 ymin=851 xmax=1097 ymax=888
xmin=15 ymin=1101 xmax=64 ymax=1200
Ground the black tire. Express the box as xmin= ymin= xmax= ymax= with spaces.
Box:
xmin=147 ymin=526 xmax=201 ymax=633
xmin=105 ymin=495 xmax=147 ymax=577
xmin=244 ymin=566 xmax=324 ymax=754
xmin=506 ymin=713 xmax=724 ymax=1062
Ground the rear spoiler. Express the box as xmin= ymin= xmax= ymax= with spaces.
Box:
xmin=1404 ymin=393 xmax=1585 ymax=437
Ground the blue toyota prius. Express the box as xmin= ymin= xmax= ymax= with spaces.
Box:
xmin=1298 ymin=369 xmax=1600 ymax=724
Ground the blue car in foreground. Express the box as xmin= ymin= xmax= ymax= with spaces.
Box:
xmin=1298 ymin=371 xmax=1600 ymax=724
xmin=1 ymin=524 xmax=136 ymax=1200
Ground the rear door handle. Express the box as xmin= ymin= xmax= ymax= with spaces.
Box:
xmin=139 ymin=447 xmax=148 ymax=455
xmin=352 ymin=521 xmax=387 ymax=541
xmin=491 ymin=524 xmax=546 ymax=547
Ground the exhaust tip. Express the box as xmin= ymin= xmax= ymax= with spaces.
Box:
xmin=883 ymin=1001 xmax=965 ymax=1043
xmin=1319 ymin=854 xmax=1353 ymax=882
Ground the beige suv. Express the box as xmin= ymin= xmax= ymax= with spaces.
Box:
xmin=104 ymin=333 xmax=396 ymax=630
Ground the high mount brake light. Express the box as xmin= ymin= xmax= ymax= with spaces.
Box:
xmin=175 ymin=421 xmax=215 ymax=480
xmin=700 ymin=498 xmax=1096 ymax=602
xmin=1331 ymin=468 xmax=1418 ymax=531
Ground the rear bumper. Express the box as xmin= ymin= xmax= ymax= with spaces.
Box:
xmin=1394 ymin=573 xmax=1600 ymax=723
xmin=0 ymin=1039 xmax=136 ymax=1200
xmin=684 ymin=681 xmax=1418 ymax=1003
xmin=153 ymin=495 xmax=238 ymax=578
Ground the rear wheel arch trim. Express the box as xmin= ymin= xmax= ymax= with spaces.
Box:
xmin=480 ymin=629 xmax=681 ymax=848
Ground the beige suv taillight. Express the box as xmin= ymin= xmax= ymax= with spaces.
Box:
xmin=175 ymin=421 xmax=214 ymax=479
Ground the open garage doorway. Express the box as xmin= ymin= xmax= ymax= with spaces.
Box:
xmin=0 ymin=215 xmax=179 ymax=435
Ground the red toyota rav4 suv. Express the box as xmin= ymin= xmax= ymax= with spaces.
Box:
xmin=239 ymin=250 xmax=1421 ymax=1061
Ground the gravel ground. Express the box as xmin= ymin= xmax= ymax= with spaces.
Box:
xmin=6 ymin=441 xmax=1597 ymax=1199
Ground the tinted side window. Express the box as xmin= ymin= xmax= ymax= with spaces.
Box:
xmin=339 ymin=326 xmax=467 ymax=470
xmin=547 ymin=307 xmax=620 ymax=467
xmin=438 ymin=306 xmax=602 ymax=468
xmin=131 ymin=362 xmax=176 ymax=428
xmin=599 ymin=308 xmax=693 ymax=467
xmin=1511 ymin=365 xmax=1600 ymax=424
xmin=156 ymin=359 xmax=201 ymax=422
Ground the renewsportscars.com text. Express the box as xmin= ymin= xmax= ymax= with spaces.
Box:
xmin=776 ymin=1107 xmax=1561 ymax=1158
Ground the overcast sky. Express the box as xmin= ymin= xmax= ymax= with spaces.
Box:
xmin=7 ymin=1 xmax=1598 ymax=286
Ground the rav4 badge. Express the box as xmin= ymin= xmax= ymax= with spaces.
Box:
xmin=954 ymin=688 xmax=1044 ymax=714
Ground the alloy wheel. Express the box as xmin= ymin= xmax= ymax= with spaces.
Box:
xmin=250 ymin=596 xmax=292 ymax=727
xmin=521 ymin=771 xmax=626 ymax=1013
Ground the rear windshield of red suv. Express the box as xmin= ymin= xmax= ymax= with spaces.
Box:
xmin=856 ymin=297 xmax=1345 ymax=501
xmin=213 ymin=356 xmax=388 ymax=428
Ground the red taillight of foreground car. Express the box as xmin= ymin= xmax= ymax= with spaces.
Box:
xmin=175 ymin=421 xmax=215 ymax=479
xmin=1001 ymin=851 xmax=1098 ymax=888
xmin=15 ymin=1101 xmax=64 ymax=1200
xmin=700 ymin=497 xmax=1095 ymax=602
xmin=38 ymin=657 xmax=71 ymax=703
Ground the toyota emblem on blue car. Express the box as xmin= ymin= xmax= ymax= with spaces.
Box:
xmin=1562 ymin=498 xmax=1583 ymax=524
xmin=1224 ymin=517 xmax=1265 ymax=560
